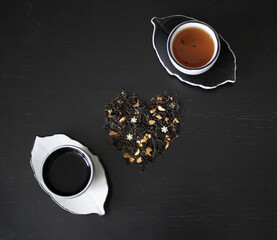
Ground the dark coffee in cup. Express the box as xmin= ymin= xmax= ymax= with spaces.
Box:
xmin=42 ymin=147 xmax=92 ymax=197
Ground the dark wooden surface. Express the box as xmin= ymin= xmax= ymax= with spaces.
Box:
xmin=0 ymin=0 xmax=276 ymax=239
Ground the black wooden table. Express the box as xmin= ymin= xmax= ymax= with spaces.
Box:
xmin=0 ymin=0 xmax=276 ymax=239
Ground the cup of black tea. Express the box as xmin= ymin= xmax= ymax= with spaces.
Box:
xmin=167 ymin=20 xmax=220 ymax=75
xmin=41 ymin=145 xmax=94 ymax=198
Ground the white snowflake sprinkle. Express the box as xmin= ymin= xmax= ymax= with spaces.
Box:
xmin=170 ymin=103 xmax=175 ymax=109
xmin=161 ymin=126 xmax=168 ymax=133
xmin=130 ymin=117 xmax=137 ymax=123
xmin=126 ymin=134 xmax=133 ymax=140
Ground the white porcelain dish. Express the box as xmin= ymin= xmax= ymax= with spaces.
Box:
xmin=30 ymin=134 xmax=109 ymax=215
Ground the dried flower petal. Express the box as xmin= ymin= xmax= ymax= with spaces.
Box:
xmin=165 ymin=117 xmax=169 ymax=122
xmin=138 ymin=142 xmax=143 ymax=147
xmin=161 ymin=126 xmax=168 ymax=133
xmin=170 ymin=103 xmax=175 ymax=109
xmin=130 ymin=117 xmax=137 ymax=123
xmin=127 ymin=134 xmax=133 ymax=140
xmin=149 ymin=120 xmax=155 ymax=125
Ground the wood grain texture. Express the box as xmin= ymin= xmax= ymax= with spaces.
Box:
xmin=0 ymin=0 xmax=276 ymax=239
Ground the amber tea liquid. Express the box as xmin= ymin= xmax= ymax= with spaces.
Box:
xmin=172 ymin=27 xmax=214 ymax=68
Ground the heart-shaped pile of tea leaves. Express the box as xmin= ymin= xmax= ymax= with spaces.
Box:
xmin=104 ymin=90 xmax=183 ymax=171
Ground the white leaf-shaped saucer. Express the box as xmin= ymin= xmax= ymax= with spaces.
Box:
xmin=30 ymin=134 xmax=109 ymax=215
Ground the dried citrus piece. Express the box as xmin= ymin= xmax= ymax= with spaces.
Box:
xmin=136 ymin=157 xmax=142 ymax=163
xmin=141 ymin=136 xmax=148 ymax=143
xmin=119 ymin=117 xmax=126 ymax=123
xmin=109 ymin=131 xmax=117 ymax=136
xmin=133 ymin=99 xmax=139 ymax=107
xmin=173 ymin=118 xmax=179 ymax=123
xmin=157 ymin=106 xmax=166 ymax=111
xmin=135 ymin=149 xmax=140 ymax=156
xmin=123 ymin=153 xmax=130 ymax=158
xmin=146 ymin=147 xmax=152 ymax=156
xmin=165 ymin=141 xmax=170 ymax=149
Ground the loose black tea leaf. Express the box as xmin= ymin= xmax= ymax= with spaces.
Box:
xmin=104 ymin=90 xmax=183 ymax=171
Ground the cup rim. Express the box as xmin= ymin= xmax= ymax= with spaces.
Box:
xmin=167 ymin=20 xmax=221 ymax=71
xmin=40 ymin=145 xmax=94 ymax=199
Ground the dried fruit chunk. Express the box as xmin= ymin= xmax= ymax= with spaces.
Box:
xmin=119 ymin=117 xmax=126 ymax=123
xmin=135 ymin=149 xmax=140 ymax=156
xmin=173 ymin=118 xmax=179 ymax=124
xmin=149 ymin=120 xmax=155 ymax=125
xmin=129 ymin=157 xmax=135 ymax=163
xmin=123 ymin=153 xmax=131 ymax=158
xmin=157 ymin=106 xmax=166 ymax=111
xmin=109 ymin=131 xmax=117 ymax=136
xmin=146 ymin=147 xmax=152 ymax=156
xmin=165 ymin=141 xmax=170 ymax=149
xmin=117 ymin=100 xmax=123 ymax=104
xmin=157 ymin=96 xmax=163 ymax=101
xmin=136 ymin=157 xmax=142 ymax=163
xmin=133 ymin=99 xmax=140 ymax=107
xmin=156 ymin=114 xmax=162 ymax=120
xmin=150 ymin=108 xmax=156 ymax=113
xmin=140 ymin=135 xmax=148 ymax=143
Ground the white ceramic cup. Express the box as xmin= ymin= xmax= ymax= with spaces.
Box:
xmin=167 ymin=20 xmax=221 ymax=75
xmin=40 ymin=145 xmax=94 ymax=199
